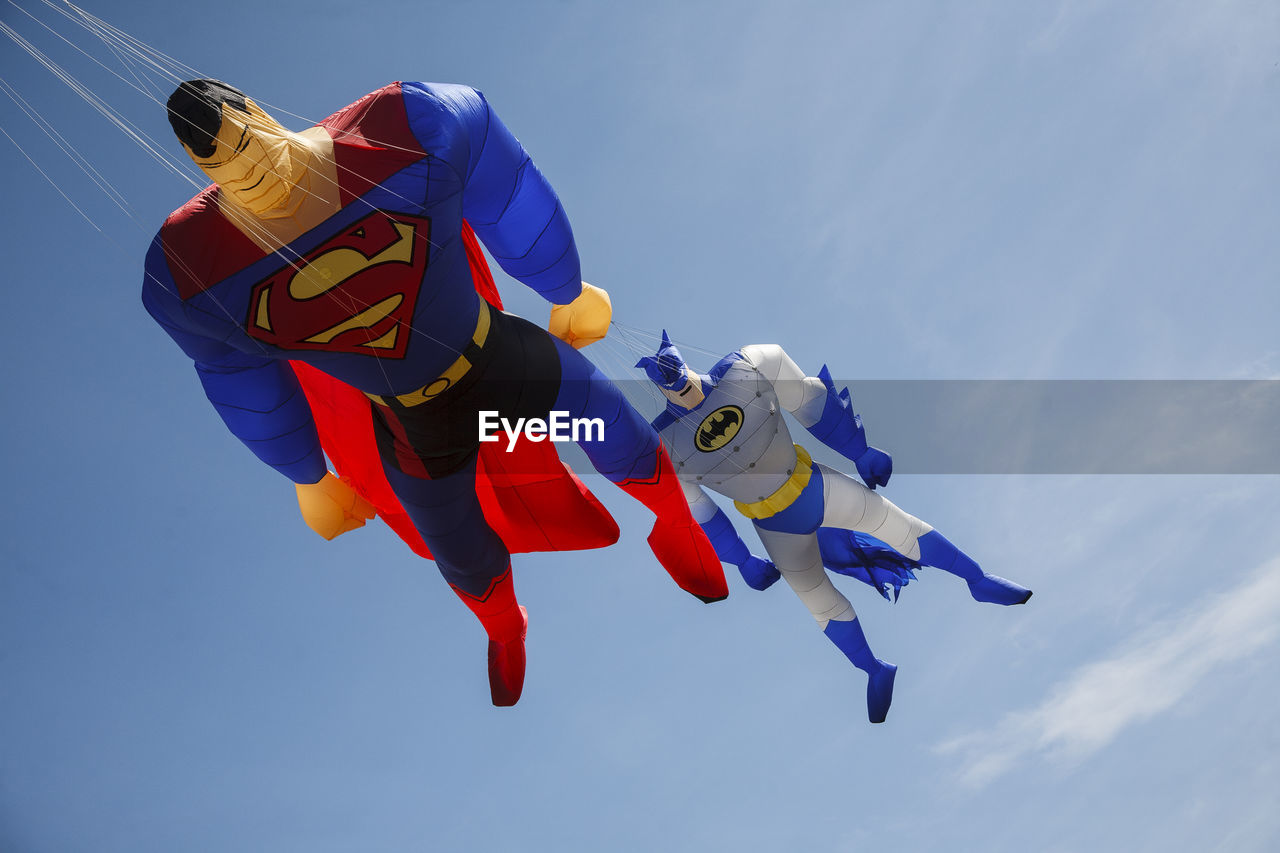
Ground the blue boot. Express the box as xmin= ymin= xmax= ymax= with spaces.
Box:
xmin=824 ymin=617 xmax=897 ymax=724
xmin=917 ymin=530 xmax=1032 ymax=606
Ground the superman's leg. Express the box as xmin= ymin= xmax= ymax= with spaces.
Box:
xmin=381 ymin=456 xmax=528 ymax=705
xmin=550 ymin=337 xmax=727 ymax=602
xmin=818 ymin=464 xmax=1030 ymax=606
xmin=755 ymin=523 xmax=896 ymax=723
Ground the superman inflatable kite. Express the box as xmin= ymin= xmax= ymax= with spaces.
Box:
xmin=142 ymin=79 xmax=726 ymax=705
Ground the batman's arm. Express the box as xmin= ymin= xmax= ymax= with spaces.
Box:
xmin=141 ymin=243 xmax=326 ymax=485
xmin=679 ymin=475 xmax=780 ymax=592
xmin=739 ymin=344 xmax=892 ymax=490
xmin=738 ymin=344 xmax=828 ymax=423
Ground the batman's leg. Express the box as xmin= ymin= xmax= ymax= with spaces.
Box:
xmin=819 ymin=464 xmax=1030 ymax=606
xmin=382 ymin=457 xmax=528 ymax=705
xmin=815 ymin=463 xmax=931 ymax=557
xmin=917 ymin=530 xmax=1032 ymax=605
xmin=755 ymin=525 xmax=896 ymax=723
xmin=551 ymin=339 xmax=727 ymax=603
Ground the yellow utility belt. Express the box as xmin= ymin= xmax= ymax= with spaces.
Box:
xmin=366 ymin=300 xmax=492 ymax=408
xmin=735 ymin=445 xmax=814 ymax=520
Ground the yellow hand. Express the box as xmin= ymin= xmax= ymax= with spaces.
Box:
xmin=549 ymin=281 xmax=612 ymax=348
xmin=295 ymin=472 xmax=376 ymax=540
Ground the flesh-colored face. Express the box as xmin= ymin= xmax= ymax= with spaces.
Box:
xmin=187 ymin=99 xmax=295 ymax=215
xmin=662 ymin=369 xmax=705 ymax=409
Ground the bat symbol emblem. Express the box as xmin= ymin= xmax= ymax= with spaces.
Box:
xmin=695 ymin=405 xmax=744 ymax=452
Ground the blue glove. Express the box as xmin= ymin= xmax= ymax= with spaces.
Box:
xmin=701 ymin=507 xmax=780 ymax=592
xmin=855 ymin=446 xmax=893 ymax=490
xmin=739 ymin=555 xmax=781 ymax=591
xmin=805 ymin=366 xmax=892 ymax=490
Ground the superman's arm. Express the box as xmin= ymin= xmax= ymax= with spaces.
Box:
xmin=142 ymin=261 xmax=373 ymax=537
xmin=141 ymin=245 xmax=327 ymax=486
xmin=739 ymin=344 xmax=892 ymax=490
xmin=403 ymin=83 xmax=607 ymax=345
xmin=401 ymin=82 xmax=582 ymax=303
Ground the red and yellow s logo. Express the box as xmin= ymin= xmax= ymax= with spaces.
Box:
xmin=247 ymin=210 xmax=430 ymax=358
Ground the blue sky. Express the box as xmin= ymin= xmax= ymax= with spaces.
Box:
xmin=2 ymin=1 xmax=1278 ymax=850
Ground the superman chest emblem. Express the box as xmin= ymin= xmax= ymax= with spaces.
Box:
xmin=246 ymin=210 xmax=430 ymax=358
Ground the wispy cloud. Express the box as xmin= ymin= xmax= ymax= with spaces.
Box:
xmin=936 ymin=556 xmax=1280 ymax=788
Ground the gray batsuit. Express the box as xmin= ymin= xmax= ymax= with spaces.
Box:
xmin=654 ymin=346 xmax=932 ymax=628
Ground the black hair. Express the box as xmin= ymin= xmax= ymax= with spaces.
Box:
xmin=166 ymin=79 xmax=249 ymax=158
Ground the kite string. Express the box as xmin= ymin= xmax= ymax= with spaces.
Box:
xmin=3 ymin=1 xmax=476 ymax=379
xmin=9 ymin=2 xmax=774 ymax=488
xmin=608 ymin=318 xmax=794 ymax=422
xmin=8 ymin=0 xmax=741 ymax=389
xmin=13 ymin=0 xmax=178 ymax=103
xmin=0 ymin=75 xmax=133 ymax=213
xmin=612 ymin=319 xmax=782 ymax=413
xmin=12 ymin=0 xmax=449 ymax=258
xmin=0 ymin=117 xmax=101 ymax=230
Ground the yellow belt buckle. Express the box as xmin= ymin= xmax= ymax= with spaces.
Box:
xmin=735 ymin=445 xmax=814 ymax=520
xmin=366 ymin=301 xmax=491 ymax=408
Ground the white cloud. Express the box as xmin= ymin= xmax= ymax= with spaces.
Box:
xmin=936 ymin=556 xmax=1280 ymax=788
xmin=1228 ymin=352 xmax=1280 ymax=381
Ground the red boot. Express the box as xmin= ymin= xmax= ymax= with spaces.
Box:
xmin=616 ymin=446 xmax=728 ymax=603
xmin=452 ymin=567 xmax=528 ymax=706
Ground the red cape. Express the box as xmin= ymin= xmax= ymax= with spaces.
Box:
xmin=290 ymin=223 xmax=619 ymax=559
